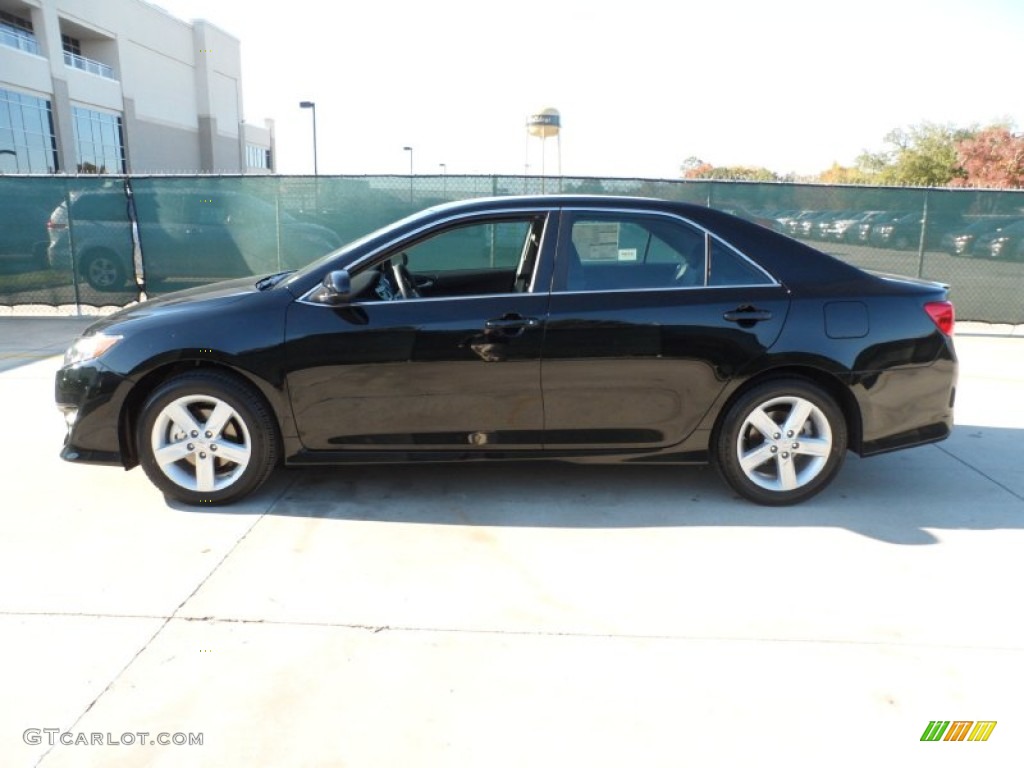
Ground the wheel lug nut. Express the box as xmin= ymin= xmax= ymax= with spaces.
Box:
xmin=770 ymin=446 xmax=778 ymax=453
xmin=210 ymin=444 xmax=217 ymax=452
xmin=191 ymin=430 xmax=199 ymax=438
xmin=782 ymin=452 xmax=790 ymax=459
xmin=773 ymin=433 xmax=781 ymax=440
xmin=787 ymin=430 xmax=794 ymax=437
xmin=199 ymin=452 xmax=207 ymax=459
xmin=205 ymin=431 xmax=212 ymax=438
xmin=792 ymin=442 xmax=799 ymax=449
xmin=187 ymin=443 xmax=194 ymax=451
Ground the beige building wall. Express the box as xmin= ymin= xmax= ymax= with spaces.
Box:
xmin=0 ymin=0 xmax=271 ymax=174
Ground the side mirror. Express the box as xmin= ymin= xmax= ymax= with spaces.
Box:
xmin=315 ymin=269 xmax=352 ymax=305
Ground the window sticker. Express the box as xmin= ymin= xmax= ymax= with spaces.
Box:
xmin=574 ymin=222 xmax=620 ymax=261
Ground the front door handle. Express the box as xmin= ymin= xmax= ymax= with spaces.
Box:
xmin=484 ymin=315 xmax=540 ymax=331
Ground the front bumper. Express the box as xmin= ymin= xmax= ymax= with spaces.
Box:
xmin=55 ymin=361 xmax=132 ymax=466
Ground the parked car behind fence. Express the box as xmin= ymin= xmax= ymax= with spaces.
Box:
xmin=47 ymin=188 xmax=341 ymax=291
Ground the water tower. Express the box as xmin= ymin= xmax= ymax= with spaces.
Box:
xmin=526 ymin=108 xmax=561 ymax=192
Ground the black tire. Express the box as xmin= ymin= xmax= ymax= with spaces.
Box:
xmin=136 ymin=371 xmax=279 ymax=505
xmin=713 ymin=378 xmax=847 ymax=506
xmin=81 ymin=250 xmax=127 ymax=292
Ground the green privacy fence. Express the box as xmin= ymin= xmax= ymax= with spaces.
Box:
xmin=1 ymin=174 xmax=1022 ymax=322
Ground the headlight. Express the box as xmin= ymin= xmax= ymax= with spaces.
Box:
xmin=63 ymin=333 xmax=122 ymax=367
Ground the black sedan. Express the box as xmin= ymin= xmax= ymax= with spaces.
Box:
xmin=55 ymin=196 xmax=957 ymax=506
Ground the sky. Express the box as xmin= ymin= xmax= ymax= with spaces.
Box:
xmin=150 ymin=0 xmax=1022 ymax=179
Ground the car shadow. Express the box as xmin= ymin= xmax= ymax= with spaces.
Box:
xmin=172 ymin=424 xmax=1024 ymax=546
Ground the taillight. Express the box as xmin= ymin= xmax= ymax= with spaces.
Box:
xmin=925 ymin=300 xmax=955 ymax=336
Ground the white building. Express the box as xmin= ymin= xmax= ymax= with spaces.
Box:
xmin=0 ymin=0 xmax=274 ymax=174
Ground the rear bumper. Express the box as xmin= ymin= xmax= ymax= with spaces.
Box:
xmin=853 ymin=352 xmax=957 ymax=457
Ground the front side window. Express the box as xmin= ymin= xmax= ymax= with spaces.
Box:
xmin=402 ymin=220 xmax=532 ymax=273
xmin=355 ymin=216 xmax=545 ymax=302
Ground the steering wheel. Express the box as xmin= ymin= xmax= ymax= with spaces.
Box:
xmin=390 ymin=257 xmax=420 ymax=299
xmin=673 ymin=260 xmax=691 ymax=285
xmin=673 ymin=256 xmax=702 ymax=287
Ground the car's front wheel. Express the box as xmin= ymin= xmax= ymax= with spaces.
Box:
xmin=714 ymin=379 xmax=847 ymax=505
xmin=136 ymin=371 xmax=279 ymax=505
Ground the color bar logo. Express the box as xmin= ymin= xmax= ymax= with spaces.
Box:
xmin=921 ymin=721 xmax=997 ymax=742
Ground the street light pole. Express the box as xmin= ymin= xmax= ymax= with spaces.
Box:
xmin=439 ymin=162 xmax=447 ymax=197
xmin=299 ymin=101 xmax=318 ymax=176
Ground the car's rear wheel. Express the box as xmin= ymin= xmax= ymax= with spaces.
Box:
xmin=714 ymin=379 xmax=847 ymax=505
xmin=80 ymin=250 xmax=126 ymax=291
xmin=136 ymin=371 xmax=279 ymax=505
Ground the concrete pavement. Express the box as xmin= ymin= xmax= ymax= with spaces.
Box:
xmin=0 ymin=317 xmax=1021 ymax=767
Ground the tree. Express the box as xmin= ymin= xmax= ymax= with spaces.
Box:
xmin=681 ymin=161 xmax=780 ymax=182
xmin=853 ymin=122 xmax=972 ymax=186
xmin=817 ymin=162 xmax=875 ymax=185
xmin=680 ymin=156 xmax=707 ymax=174
xmin=952 ymin=126 xmax=1024 ymax=188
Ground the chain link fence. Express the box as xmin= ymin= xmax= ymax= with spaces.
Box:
xmin=1 ymin=174 xmax=1022 ymax=322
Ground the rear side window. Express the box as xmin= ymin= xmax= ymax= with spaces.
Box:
xmin=708 ymin=237 xmax=774 ymax=287
xmin=71 ymin=192 xmax=126 ymax=221
xmin=564 ymin=214 xmax=707 ymax=291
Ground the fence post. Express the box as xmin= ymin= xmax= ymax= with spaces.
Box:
xmin=916 ymin=190 xmax=929 ymax=278
xmin=63 ymin=184 xmax=82 ymax=316
xmin=124 ymin=177 xmax=147 ymax=301
xmin=274 ymin=187 xmax=282 ymax=273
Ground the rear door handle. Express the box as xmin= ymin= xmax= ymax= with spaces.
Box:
xmin=723 ymin=307 xmax=773 ymax=324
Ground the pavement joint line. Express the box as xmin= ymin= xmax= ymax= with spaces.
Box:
xmin=934 ymin=443 xmax=1024 ymax=503
xmin=4 ymin=610 xmax=1022 ymax=653
xmin=33 ymin=475 xmax=299 ymax=768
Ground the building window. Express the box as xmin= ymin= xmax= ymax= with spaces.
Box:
xmin=0 ymin=10 xmax=32 ymax=32
xmin=61 ymin=34 xmax=82 ymax=56
xmin=246 ymin=143 xmax=272 ymax=170
xmin=0 ymin=88 xmax=59 ymax=173
xmin=72 ymin=106 xmax=126 ymax=174
xmin=61 ymin=33 xmax=115 ymax=79
xmin=0 ymin=11 xmax=39 ymax=55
